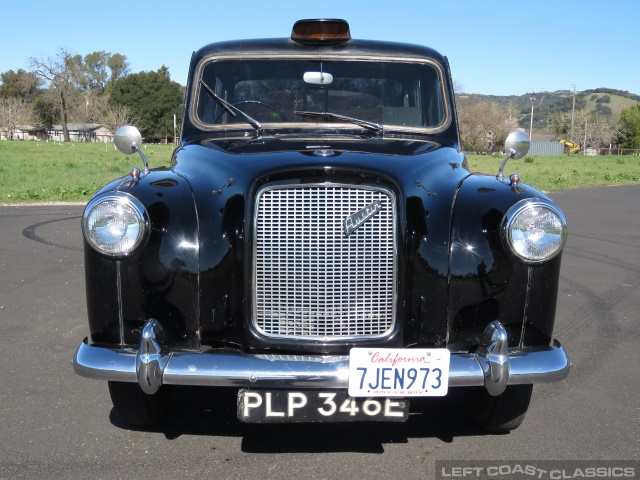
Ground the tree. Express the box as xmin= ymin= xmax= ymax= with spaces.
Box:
xmin=587 ymin=112 xmax=618 ymax=148
xmin=0 ymin=97 xmax=33 ymax=140
xmin=29 ymin=49 xmax=78 ymax=141
xmin=453 ymin=80 xmax=464 ymax=94
xmin=1 ymin=69 xmax=54 ymax=129
xmin=75 ymin=51 xmax=130 ymax=92
xmin=550 ymin=109 xmax=617 ymax=148
xmin=101 ymin=104 xmax=136 ymax=134
xmin=75 ymin=90 xmax=110 ymax=124
xmin=109 ymin=67 xmax=182 ymax=142
xmin=32 ymin=96 xmax=57 ymax=130
xmin=457 ymin=100 xmax=518 ymax=154
xmin=107 ymin=53 xmax=130 ymax=85
xmin=617 ymin=105 xmax=640 ymax=149
xmin=595 ymin=104 xmax=612 ymax=117
xmin=28 ymin=50 xmax=131 ymax=139
xmin=0 ymin=69 xmax=42 ymax=101
xmin=81 ymin=51 xmax=110 ymax=91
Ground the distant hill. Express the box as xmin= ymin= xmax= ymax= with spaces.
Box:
xmin=455 ymin=88 xmax=640 ymax=131
xmin=582 ymin=91 xmax=639 ymax=119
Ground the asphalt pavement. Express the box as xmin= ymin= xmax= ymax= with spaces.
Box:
xmin=0 ymin=185 xmax=638 ymax=480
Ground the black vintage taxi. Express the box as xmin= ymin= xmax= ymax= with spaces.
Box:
xmin=73 ymin=19 xmax=570 ymax=432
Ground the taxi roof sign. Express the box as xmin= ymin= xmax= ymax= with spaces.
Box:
xmin=291 ymin=19 xmax=351 ymax=45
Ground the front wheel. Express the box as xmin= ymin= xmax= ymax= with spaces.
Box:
xmin=108 ymin=381 xmax=172 ymax=426
xmin=463 ymin=384 xmax=533 ymax=433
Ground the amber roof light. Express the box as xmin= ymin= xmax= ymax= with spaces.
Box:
xmin=291 ymin=19 xmax=351 ymax=45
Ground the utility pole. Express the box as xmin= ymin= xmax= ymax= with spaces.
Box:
xmin=570 ymin=85 xmax=577 ymax=142
xmin=529 ymin=91 xmax=536 ymax=141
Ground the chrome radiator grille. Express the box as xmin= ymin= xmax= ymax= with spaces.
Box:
xmin=254 ymin=184 xmax=396 ymax=340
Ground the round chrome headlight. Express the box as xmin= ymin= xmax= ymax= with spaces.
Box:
xmin=82 ymin=193 xmax=149 ymax=257
xmin=502 ymin=199 xmax=568 ymax=263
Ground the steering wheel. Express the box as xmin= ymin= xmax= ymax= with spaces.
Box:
xmin=213 ymin=100 xmax=287 ymax=123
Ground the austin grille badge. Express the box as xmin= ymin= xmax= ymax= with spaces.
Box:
xmin=344 ymin=201 xmax=382 ymax=236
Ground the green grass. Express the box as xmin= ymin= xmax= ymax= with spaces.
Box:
xmin=0 ymin=142 xmax=638 ymax=203
xmin=0 ymin=141 xmax=174 ymax=203
xmin=467 ymin=154 xmax=640 ymax=191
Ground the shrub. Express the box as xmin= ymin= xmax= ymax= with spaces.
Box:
xmin=596 ymin=104 xmax=612 ymax=116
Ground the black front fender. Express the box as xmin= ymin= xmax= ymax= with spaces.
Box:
xmin=447 ymin=174 xmax=562 ymax=351
xmin=84 ymin=170 xmax=200 ymax=349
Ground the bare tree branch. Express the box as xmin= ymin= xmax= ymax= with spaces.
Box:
xmin=0 ymin=97 xmax=34 ymax=140
xmin=101 ymin=104 xmax=137 ymax=135
xmin=29 ymin=48 xmax=78 ymax=141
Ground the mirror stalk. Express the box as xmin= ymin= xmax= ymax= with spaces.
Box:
xmin=497 ymin=151 xmax=516 ymax=181
xmin=133 ymin=145 xmax=149 ymax=176
xmin=496 ymin=131 xmax=530 ymax=181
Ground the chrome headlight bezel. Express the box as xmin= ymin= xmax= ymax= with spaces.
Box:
xmin=501 ymin=199 xmax=568 ymax=264
xmin=82 ymin=193 xmax=150 ymax=257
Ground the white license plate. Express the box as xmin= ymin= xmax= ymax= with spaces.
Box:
xmin=237 ymin=390 xmax=409 ymax=423
xmin=348 ymin=348 xmax=450 ymax=397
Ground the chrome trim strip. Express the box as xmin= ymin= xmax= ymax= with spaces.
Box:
xmin=519 ymin=267 xmax=533 ymax=349
xmin=73 ymin=321 xmax=570 ymax=392
xmin=116 ymin=261 xmax=124 ymax=347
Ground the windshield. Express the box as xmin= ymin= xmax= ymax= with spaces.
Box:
xmin=194 ymin=59 xmax=447 ymax=131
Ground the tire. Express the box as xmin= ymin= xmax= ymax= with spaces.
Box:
xmin=108 ymin=381 xmax=172 ymax=426
xmin=463 ymin=384 xmax=533 ymax=433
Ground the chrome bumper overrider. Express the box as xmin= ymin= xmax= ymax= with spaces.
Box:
xmin=73 ymin=319 xmax=570 ymax=396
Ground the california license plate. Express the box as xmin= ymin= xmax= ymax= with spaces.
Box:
xmin=237 ymin=390 xmax=409 ymax=423
xmin=348 ymin=348 xmax=450 ymax=397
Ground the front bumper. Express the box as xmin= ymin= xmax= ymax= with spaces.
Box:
xmin=73 ymin=319 xmax=570 ymax=397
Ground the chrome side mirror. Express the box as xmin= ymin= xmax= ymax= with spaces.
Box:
xmin=498 ymin=131 xmax=530 ymax=181
xmin=505 ymin=131 xmax=530 ymax=160
xmin=114 ymin=125 xmax=148 ymax=176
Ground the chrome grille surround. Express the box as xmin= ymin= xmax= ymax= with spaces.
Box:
xmin=253 ymin=183 xmax=396 ymax=341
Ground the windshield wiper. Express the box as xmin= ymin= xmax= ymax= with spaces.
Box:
xmin=295 ymin=111 xmax=383 ymax=134
xmin=200 ymin=80 xmax=263 ymax=136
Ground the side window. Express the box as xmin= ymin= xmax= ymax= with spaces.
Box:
xmin=425 ymin=76 xmax=445 ymax=128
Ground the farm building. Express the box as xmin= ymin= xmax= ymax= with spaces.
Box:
xmin=2 ymin=123 xmax=113 ymax=142
xmin=47 ymin=124 xmax=113 ymax=143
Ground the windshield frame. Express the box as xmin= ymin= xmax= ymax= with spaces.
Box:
xmin=189 ymin=53 xmax=452 ymax=136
